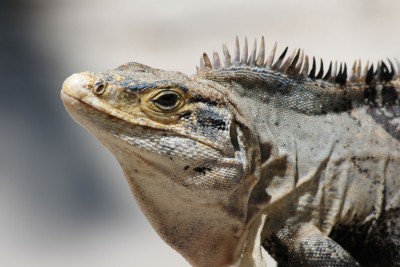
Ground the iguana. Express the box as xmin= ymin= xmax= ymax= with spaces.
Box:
xmin=61 ymin=36 xmax=400 ymax=267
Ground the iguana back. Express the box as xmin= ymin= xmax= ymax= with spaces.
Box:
xmin=61 ymin=37 xmax=400 ymax=266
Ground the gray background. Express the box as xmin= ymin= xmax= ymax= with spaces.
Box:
xmin=1 ymin=0 xmax=400 ymax=266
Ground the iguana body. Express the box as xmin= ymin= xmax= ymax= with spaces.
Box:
xmin=61 ymin=37 xmax=400 ymax=266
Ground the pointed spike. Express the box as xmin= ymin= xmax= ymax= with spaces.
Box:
xmin=339 ymin=63 xmax=345 ymax=84
xmin=256 ymin=36 xmax=265 ymax=66
xmin=361 ymin=61 xmax=370 ymax=81
xmin=248 ymin=38 xmax=257 ymax=66
xmin=335 ymin=63 xmax=342 ymax=82
xmin=327 ymin=60 xmax=337 ymax=83
xmin=375 ymin=61 xmax=382 ymax=82
xmin=335 ymin=63 xmax=343 ymax=84
xmin=233 ymin=36 xmax=240 ymax=66
xmin=279 ymin=49 xmax=296 ymax=72
xmin=241 ymin=37 xmax=248 ymax=65
xmin=266 ymin=42 xmax=277 ymax=67
xmin=366 ymin=64 xmax=374 ymax=85
xmin=279 ymin=47 xmax=289 ymax=59
xmin=328 ymin=61 xmax=337 ymax=82
xmin=386 ymin=60 xmax=393 ymax=80
xmin=301 ymin=55 xmax=309 ymax=78
xmin=338 ymin=62 xmax=343 ymax=77
xmin=294 ymin=49 xmax=304 ymax=75
xmin=380 ymin=61 xmax=387 ymax=82
xmin=387 ymin=59 xmax=395 ymax=80
xmin=333 ymin=61 xmax=338 ymax=76
xmin=342 ymin=63 xmax=348 ymax=84
xmin=309 ymin=57 xmax=316 ymax=79
xmin=272 ymin=46 xmax=288 ymax=69
xmin=222 ymin=44 xmax=231 ymax=66
xmin=199 ymin=55 xmax=205 ymax=69
xmin=287 ymin=49 xmax=301 ymax=74
xmin=323 ymin=61 xmax=332 ymax=80
xmin=356 ymin=59 xmax=362 ymax=81
xmin=213 ymin=51 xmax=221 ymax=69
xmin=315 ymin=59 xmax=324 ymax=79
xmin=202 ymin=53 xmax=212 ymax=69
xmin=381 ymin=61 xmax=393 ymax=82
xmin=350 ymin=60 xmax=357 ymax=82
xmin=395 ymin=58 xmax=400 ymax=78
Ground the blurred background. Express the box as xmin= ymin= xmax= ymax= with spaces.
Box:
xmin=1 ymin=0 xmax=400 ymax=266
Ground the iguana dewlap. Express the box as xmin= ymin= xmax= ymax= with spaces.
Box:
xmin=61 ymin=37 xmax=400 ymax=267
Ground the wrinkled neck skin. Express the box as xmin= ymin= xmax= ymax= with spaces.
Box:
xmin=109 ymin=113 xmax=265 ymax=267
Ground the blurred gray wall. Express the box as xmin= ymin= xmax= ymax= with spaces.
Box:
xmin=1 ymin=0 xmax=400 ymax=266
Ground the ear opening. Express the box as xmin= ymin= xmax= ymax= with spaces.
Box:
xmin=229 ymin=119 xmax=241 ymax=153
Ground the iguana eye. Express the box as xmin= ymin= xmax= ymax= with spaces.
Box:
xmin=92 ymin=79 xmax=106 ymax=95
xmin=151 ymin=90 xmax=183 ymax=112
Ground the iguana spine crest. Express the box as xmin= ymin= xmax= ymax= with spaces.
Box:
xmin=199 ymin=36 xmax=398 ymax=86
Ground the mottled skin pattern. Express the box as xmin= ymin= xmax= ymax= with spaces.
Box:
xmin=61 ymin=38 xmax=400 ymax=266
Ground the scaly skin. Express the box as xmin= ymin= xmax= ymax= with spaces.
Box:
xmin=61 ymin=37 xmax=400 ymax=266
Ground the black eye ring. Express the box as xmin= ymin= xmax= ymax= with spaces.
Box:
xmin=151 ymin=90 xmax=182 ymax=111
xmin=92 ymin=80 xmax=106 ymax=95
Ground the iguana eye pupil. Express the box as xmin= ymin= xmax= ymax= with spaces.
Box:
xmin=94 ymin=84 xmax=105 ymax=94
xmin=92 ymin=80 xmax=106 ymax=95
xmin=152 ymin=91 xmax=179 ymax=110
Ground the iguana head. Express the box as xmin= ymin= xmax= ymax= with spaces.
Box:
xmin=61 ymin=62 xmax=263 ymax=267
